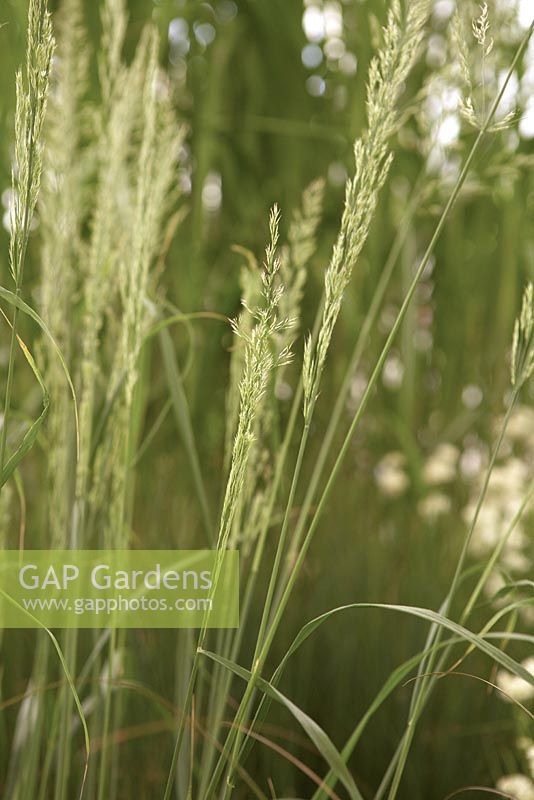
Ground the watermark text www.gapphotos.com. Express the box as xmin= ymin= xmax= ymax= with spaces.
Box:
xmin=0 ymin=550 xmax=239 ymax=628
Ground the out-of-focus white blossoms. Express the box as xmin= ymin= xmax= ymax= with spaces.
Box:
xmin=375 ymin=452 xmax=410 ymax=498
xmin=417 ymin=491 xmax=451 ymax=519
xmin=494 ymin=738 xmax=534 ymax=799
xmin=496 ymin=774 xmax=534 ymax=800
xmin=496 ymin=657 xmax=534 ymax=704
xmin=422 ymin=443 xmax=459 ymax=485
xmin=506 ymin=406 xmax=534 ymax=444
xmin=466 ymin=404 xmax=533 ymax=579
xmin=372 ymin=405 xmax=533 ymax=575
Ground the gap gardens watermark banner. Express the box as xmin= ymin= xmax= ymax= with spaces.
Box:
xmin=0 ymin=550 xmax=239 ymax=628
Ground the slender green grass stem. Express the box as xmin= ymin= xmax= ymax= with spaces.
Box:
xmin=0 ymin=308 xmax=21 ymax=476
xmin=0 ymin=3 xmax=48 ymax=482
xmin=205 ymin=23 xmax=534 ymax=797
xmin=384 ymin=392 xmax=518 ymax=800
xmin=275 ymin=177 xmax=425 ymax=604
xmin=461 ymin=477 xmax=534 ymax=625
xmin=0 ymin=106 xmax=38 ymax=481
xmin=201 ymin=179 xmax=423 ymax=795
xmin=163 ymin=629 xmax=205 ymax=800
xmin=97 ymin=625 xmax=117 ymax=800
xmin=54 ymin=629 xmax=78 ymax=800
xmin=380 ymin=25 xmax=534 ymax=796
xmin=255 ymin=423 xmax=310 ymax=651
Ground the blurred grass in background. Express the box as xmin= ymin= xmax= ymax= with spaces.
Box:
xmin=0 ymin=0 xmax=533 ymax=797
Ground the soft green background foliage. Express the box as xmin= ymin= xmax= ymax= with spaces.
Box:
xmin=0 ymin=1 xmax=533 ymax=798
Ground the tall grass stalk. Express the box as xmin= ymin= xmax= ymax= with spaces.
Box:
xmin=197 ymin=181 xmax=325 ymax=790
xmin=379 ymin=280 xmax=534 ymax=799
xmin=277 ymin=173 xmax=428 ymax=599
xmin=201 ymin=16 xmax=534 ymax=800
xmin=0 ymin=0 xmax=54 ymax=480
xmin=201 ymin=177 xmax=427 ymax=795
xmin=257 ymin=0 xmax=431 ymax=664
xmin=96 ymin=27 xmax=182 ymax=800
xmin=163 ymin=207 xmax=293 ymax=800
xmin=199 ymin=4 xmax=432 ymax=794
xmin=379 ymin=35 xmax=534 ymax=800
xmin=35 ymin=3 xmax=88 ymax=796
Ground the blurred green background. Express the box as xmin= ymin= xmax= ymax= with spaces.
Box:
xmin=1 ymin=0 xmax=533 ymax=797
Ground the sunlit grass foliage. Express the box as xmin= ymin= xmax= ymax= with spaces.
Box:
xmin=0 ymin=0 xmax=533 ymax=798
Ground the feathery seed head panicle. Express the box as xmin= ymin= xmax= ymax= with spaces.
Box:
xmin=511 ymin=282 xmax=534 ymax=389
xmin=286 ymin=178 xmax=324 ymax=275
xmin=224 ymin=182 xmax=322 ymax=472
xmin=303 ymin=0 xmax=430 ymax=422
xmin=9 ymin=0 xmax=55 ymax=285
xmin=40 ymin=0 xmax=89 ymax=546
xmin=452 ymin=10 xmax=474 ymax=94
xmin=224 ymin=247 xmax=262 ymax=471
xmin=279 ymin=178 xmax=324 ymax=348
xmin=104 ymin=28 xmax=185 ymax=540
xmin=219 ymin=207 xmax=294 ymax=550
xmin=99 ymin=0 xmax=127 ymax=105
xmin=455 ymin=2 xmax=514 ymax=132
xmin=472 ymin=3 xmax=493 ymax=54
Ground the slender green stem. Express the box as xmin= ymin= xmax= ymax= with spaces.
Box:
xmin=206 ymin=23 xmax=534 ymax=796
xmin=97 ymin=626 xmax=117 ymax=800
xmin=203 ymin=174 xmax=424 ymax=796
xmin=0 ymin=118 xmax=38 ymax=481
xmin=382 ymin=22 xmax=534 ymax=794
xmin=276 ymin=176 xmax=425 ymax=603
xmin=385 ymin=392 xmax=518 ymax=800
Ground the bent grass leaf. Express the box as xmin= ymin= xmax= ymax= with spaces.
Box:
xmin=199 ymin=648 xmax=364 ymax=800
xmin=0 ymin=286 xmax=79 ymax=459
xmin=0 ymin=333 xmax=49 ymax=487
xmin=232 ymin=602 xmax=534 ymax=800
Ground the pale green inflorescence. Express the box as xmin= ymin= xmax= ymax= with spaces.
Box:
xmin=9 ymin=0 xmax=55 ymax=287
xmin=303 ymin=0 xmax=431 ymax=422
xmin=219 ymin=206 xmax=293 ymax=552
xmin=39 ymin=0 xmax=88 ymax=547
xmin=454 ymin=2 xmax=515 ymax=132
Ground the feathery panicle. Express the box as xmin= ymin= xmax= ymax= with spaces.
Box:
xmin=9 ymin=0 xmax=55 ymax=285
xmin=106 ymin=29 xmax=185 ymax=540
xmin=0 ymin=0 xmax=55 ymax=481
xmin=225 ymin=186 xmax=324 ymax=545
xmin=455 ymin=2 xmax=514 ymax=131
xmin=511 ymin=282 xmax=534 ymax=389
xmin=303 ymin=0 xmax=430 ymax=421
xmin=472 ymin=3 xmax=493 ymax=53
xmin=74 ymin=8 xmax=148 ymax=515
xmin=99 ymin=0 xmax=127 ymax=106
xmin=224 ymin=247 xmax=261 ymax=473
xmin=40 ymin=0 xmax=89 ymax=546
xmin=119 ymin=32 xmax=185 ymax=407
xmin=219 ymin=206 xmax=293 ymax=550
xmin=279 ymin=178 xmax=324 ymax=348
xmin=225 ymin=182 xmax=323 ymax=467
xmin=452 ymin=9 xmax=474 ymax=98
xmin=228 ymin=183 xmax=325 ymax=545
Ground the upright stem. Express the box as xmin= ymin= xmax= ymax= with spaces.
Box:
xmin=206 ymin=23 xmax=534 ymax=795
xmin=0 ymin=105 xmax=38 ymax=480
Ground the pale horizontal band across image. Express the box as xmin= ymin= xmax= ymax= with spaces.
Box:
xmin=0 ymin=550 xmax=239 ymax=628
